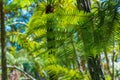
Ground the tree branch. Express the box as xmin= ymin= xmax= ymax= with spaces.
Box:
xmin=7 ymin=65 xmax=36 ymax=80
xmin=7 ymin=22 xmax=28 ymax=26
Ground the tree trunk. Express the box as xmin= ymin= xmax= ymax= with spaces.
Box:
xmin=76 ymin=0 xmax=91 ymax=12
xmin=87 ymin=56 xmax=105 ymax=80
xmin=0 ymin=0 xmax=7 ymax=80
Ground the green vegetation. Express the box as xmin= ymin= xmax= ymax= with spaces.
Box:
xmin=0 ymin=0 xmax=120 ymax=80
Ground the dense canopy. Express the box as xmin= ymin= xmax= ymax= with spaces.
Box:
xmin=0 ymin=0 xmax=120 ymax=80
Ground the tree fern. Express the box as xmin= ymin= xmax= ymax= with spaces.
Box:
xmin=46 ymin=65 xmax=83 ymax=80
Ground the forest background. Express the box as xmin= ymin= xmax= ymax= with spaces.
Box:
xmin=0 ymin=0 xmax=120 ymax=80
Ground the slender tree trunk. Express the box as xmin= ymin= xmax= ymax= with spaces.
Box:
xmin=0 ymin=0 xmax=7 ymax=80
xmin=104 ymin=48 xmax=112 ymax=77
xmin=111 ymin=50 xmax=115 ymax=80
xmin=111 ymin=33 xmax=115 ymax=80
